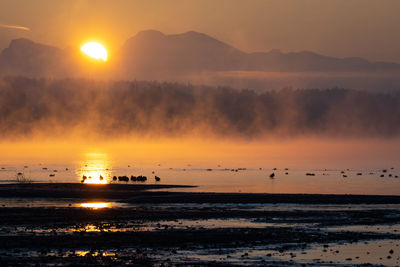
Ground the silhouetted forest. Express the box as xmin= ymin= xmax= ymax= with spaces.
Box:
xmin=0 ymin=76 xmax=399 ymax=138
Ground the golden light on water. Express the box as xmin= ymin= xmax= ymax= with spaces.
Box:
xmin=81 ymin=42 xmax=108 ymax=61
xmin=75 ymin=250 xmax=115 ymax=257
xmin=81 ymin=171 xmax=108 ymax=184
xmin=75 ymin=251 xmax=90 ymax=257
xmin=80 ymin=202 xmax=111 ymax=209
xmin=78 ymin=152 xmax=112 ymax=184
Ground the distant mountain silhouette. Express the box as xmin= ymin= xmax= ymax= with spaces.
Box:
xmin=245 ymin=50 xmax=400 ymax=72
xmin=117 ymin=30 xmax=246 ymax=78
xmin=1 ymin=30 xmax=400 ymax=80
xmin=0 ymin=38 xmax=73 ymax=78
xmin=117 ymin=30 xmax=400 ymax=78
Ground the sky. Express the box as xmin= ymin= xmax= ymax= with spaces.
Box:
xmin=0 ymin=0 xmax=400 ymax=62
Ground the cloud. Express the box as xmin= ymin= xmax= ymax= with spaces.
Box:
xmin=0 ymin=24 xmax=30 ymax=31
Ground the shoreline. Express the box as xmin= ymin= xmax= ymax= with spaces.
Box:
xmin=1 ymin=183 xmax=400 ymax=265
xmin=1 ymin=183 xmax=400 ymax=204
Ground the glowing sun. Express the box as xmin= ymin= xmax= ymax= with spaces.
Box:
xmin=81 ymin=42 xmax=108 ymax=61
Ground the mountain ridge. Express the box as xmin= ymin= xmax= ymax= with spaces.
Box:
xmin=1 ymin=30 xmax=400 ymax=80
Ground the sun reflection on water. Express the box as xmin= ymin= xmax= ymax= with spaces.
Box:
xmin=75 ymin=251 xmax=90 ymax=257
xmin=80 ymin=202 xmax=111 ymax=209
xmin=78 ymin=153 xmax=112 ymax=184
xmin=75 ymin=250 xmax=115 ymax=257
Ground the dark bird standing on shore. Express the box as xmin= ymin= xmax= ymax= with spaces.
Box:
xmin=118 ymin=176 xmax=129 ymax=182
xmin=269 ymin=172 xmax=275 ymax=179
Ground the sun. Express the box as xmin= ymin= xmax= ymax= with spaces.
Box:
xmin=81 ymin=42 xmax=108 ymax=61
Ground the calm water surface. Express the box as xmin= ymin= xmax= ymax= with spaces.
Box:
xmin=0 ymin=151 xmax=399 ymax=195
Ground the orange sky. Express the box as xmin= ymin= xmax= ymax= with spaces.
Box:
xmin=0 ymin=0 xmax=400 ymax=62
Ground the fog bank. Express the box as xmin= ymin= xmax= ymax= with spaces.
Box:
xmin=0 ymin=77 xmax=399 ymax=139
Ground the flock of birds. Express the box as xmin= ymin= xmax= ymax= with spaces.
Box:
xmin=112 ymin=175 xmax=161 ymax=183
xmin=268 ymin=167 xmax=398 ymax=179
xmin=81 ymin=174 xmax=161 ymax=183
xmin=80 ymin=167 xmax=398 ymax=183
xmin=2 ymin=165 xmax=398 ymax=183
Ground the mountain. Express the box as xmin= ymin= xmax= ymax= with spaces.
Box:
xmin=244 ymin=50 xmax=400 ymax=72
xmin=117 ymin=30 xmax=246 ymax=78
xmin=1 ymin=30 xmax=400 ymax=80
xmin=117 ymin=30 xmax=400 ymax=78
xmin=0 ymin=38 xmax=73 ymax=78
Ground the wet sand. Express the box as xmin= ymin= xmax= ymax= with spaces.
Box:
xmin=0 ymin=183 xmax=195 ymax=199
xmin=1 ymin=183 xmax=400 ymax=266
xmin=2 ymin=183 xmax=400 ymax=204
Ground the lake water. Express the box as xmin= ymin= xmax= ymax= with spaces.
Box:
xmin=0 ymin=156 xmax=399 ymax=195
xmin=0 ymin=138 xmax=399 ymax=194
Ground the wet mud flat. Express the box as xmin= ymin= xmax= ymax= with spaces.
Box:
xmin=1 ymin=184 xmax=400 ymax=265
xmin=0 ymin=183 xmax=196 ymax=199
xmin=2 ymin=183 xmax=400 ymax=204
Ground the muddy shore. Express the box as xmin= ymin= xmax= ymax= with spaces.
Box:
xmin=1 ymin=183 xmax=400 ymax=266
xmin=2 ymin=183 xmax=400 ymax=204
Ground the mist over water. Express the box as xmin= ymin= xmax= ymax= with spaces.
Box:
xmin=1 ymin=76 xmax=399 ymax=194
xmin=0 ymin=76 xmax=399 ymax=139
xmin=2 ymin=4 xmax=400 ymax=266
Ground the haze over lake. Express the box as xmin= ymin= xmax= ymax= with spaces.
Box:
xmin=1 ymin=1 xmax=400 ymax=266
